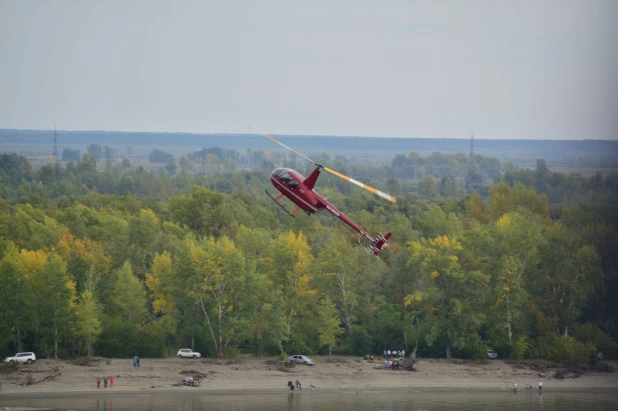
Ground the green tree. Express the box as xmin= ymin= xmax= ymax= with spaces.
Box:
xmin=318 ymin=239 xmax=359 ymax=332
xmin=185 ymin=235 xmax=254 ymax=355
xmin=415 ymin=205 xmax=462 ymax=239
xmin=35 ymin=252 xmax=76 ymax=359
xmin=145 ymin=251 xmax=179 ymax=355
xmin=463 ymin=211 xmax=543 ymax=352
xmin=264 ymin=231 xmax=316 ymax=349
xmin=169 ymin=186 xmax=234 ymax=239
xmin=113 ymin=261 xmax=148 ymax=324
xmin=127 ymin=209 xmax=161 ymax=272
xmin=74 ymin=290 xmax=102 ymax=356
xmin=316 ymin=296 xmax=343 ymax=355
xmin=165 ymin=158 xmax=177 ymax=176
xmin=149 ymin=149 xmax=174 ymax=163
xmin=0 ymin=243 xmax=31 ymax=352
xmin=537 ymin=223 xmax=601 ymax=337
xmin=406 ymin=235 xmax=489 ymax=358
xmin=87 ymin=144 xmax=103 ymax=160
xmin=179 ymin=155 xmax=194 ymax=173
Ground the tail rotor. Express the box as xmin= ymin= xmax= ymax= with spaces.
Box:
xmin=369 ymin=232 xmax=391 ymax=257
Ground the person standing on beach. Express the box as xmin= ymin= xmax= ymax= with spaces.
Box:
xmin=110 ymin=376 xmax=114 ymax=387
xmin=538 ymin=380 xmax=542 ymax=391
xmin=137 ymin=356 xmax=141 ymax=367
xmin=103 ymin=377 xmax=108 ymax=388
xmin=97 ymin=379 xmax=100 ymax=388
xmin=133 ymin=356 xmax=138 ymax=367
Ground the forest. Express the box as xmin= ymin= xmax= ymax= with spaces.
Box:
xmin=0 ymin=148 xmax=617 ymax=365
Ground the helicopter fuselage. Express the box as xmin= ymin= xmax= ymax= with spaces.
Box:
xmin=269 ymin=167 xmax=374 ymax=244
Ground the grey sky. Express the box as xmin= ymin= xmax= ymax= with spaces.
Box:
xmin=1 ymin=0 xmax=616 ymax=139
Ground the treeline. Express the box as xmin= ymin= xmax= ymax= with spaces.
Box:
xmin=0 ymin=152 xmax=617 ymax=364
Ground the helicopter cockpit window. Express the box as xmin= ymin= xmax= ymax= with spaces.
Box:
xmin=288 ymin=180 xmax=299 ymax=189
xmin=279 ymin=172 xmax=292 ymax=183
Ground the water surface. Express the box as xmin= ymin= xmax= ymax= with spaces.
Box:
xmin=1 ymin=390 xmax=617 ymax=410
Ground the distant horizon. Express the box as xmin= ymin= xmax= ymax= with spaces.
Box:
xmin=1 ymin=127 xmax=614 ymax=142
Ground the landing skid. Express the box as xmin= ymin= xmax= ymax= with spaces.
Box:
xmin=265 ymin=189 xmax=296 ymax=218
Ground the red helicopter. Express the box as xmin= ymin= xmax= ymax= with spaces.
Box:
xmin=247 ymin=125 xmax=396 ymax=256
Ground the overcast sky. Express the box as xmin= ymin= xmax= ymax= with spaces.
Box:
xmin=1 ymin=0 xmax=616 ymax=139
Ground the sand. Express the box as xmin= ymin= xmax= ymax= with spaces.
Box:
xmin=0 ymin=356 xmax=616 ymax=397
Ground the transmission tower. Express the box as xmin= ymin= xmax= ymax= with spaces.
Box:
xmin=53 ymin=127 xmax=58 ymax=164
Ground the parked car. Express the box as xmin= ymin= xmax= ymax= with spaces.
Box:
xmin=177 ymin=349 xmax=201 ymax=359
xmin=487 ymin=350 xmax=499 ymax=359
xmin=3 ymin=352 xmax=36 ymax=364
xmin=287 ymin=355 xmax=315 ymax=366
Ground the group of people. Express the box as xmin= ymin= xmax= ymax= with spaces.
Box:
xmin=383 ymin=349 xmax=405 ymax=360
xmin=96 ymin=376 xmax=114 ymax=388
xmin=597 ymin=351 xmax=604 ymax=360
xmin=185 ymin=376 xmax=196 ymax=386
xmin=133 ymin=356 xmax=141 ymax=367
xmin=287 ymin=380 xmax=302 ymax=390
xmin=383 ymin=358 xmax=400 ymax=370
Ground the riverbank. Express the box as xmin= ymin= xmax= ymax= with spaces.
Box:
xmin=0 ymin=357 xmax=616 ymax=396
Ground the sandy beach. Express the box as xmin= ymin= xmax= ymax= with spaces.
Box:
xmin=0 ymin=356 xmax=616 ymax=397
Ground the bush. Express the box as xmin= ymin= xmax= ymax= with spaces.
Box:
xmin=572 ymin=323 xmax=618 ymax=360
xmin=96 ymin=317 xmax=165 ymax=358
xmin=510 ymin=336 xmax=528 ymax=360
xmin=347 ymin=326 xmax=371 ymax=356
xmin=287 ymin=334 xmax=312 ymax=356
xmin=541 ymin=336 xmax=596 ymax=366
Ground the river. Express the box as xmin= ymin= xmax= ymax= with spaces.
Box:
xmin=1 ymin=390 xmax=617 ymax=410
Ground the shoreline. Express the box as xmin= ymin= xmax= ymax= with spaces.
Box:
xmin=1 ymin=357 xmax=616 ymax=397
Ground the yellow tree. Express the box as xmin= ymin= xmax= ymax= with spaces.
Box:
xmin=56 ymin=230 xmax=111 ymax=295
xmin=488 ymin=182 xmax=550 ymax=223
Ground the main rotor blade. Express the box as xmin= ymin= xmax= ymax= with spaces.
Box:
xmin=324 ymin=167 xmax=397 ymax=204
xmin=246 ymin=124 xmax=319 ymax=166
xmin=247 ymin=124 xmax=396 ymax=204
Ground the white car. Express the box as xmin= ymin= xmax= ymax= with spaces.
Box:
xmin=288 ymin=355 xmax=315 ymax=366
xmin=487 ymin=350 xmax=499 ymax=359
xmin=177 ymin=349 xmax=201 ymax=359
xmin=4 ymin=352 xmax=36 ymax=364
